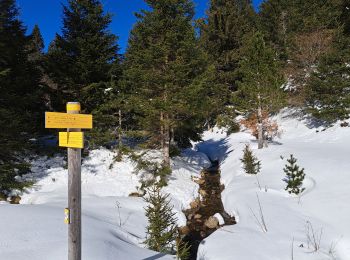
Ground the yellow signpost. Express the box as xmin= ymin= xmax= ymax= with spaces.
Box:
xmin=59 ymin=132 xmax=84 ymax=149
xmin=45 ymin=102 xmax=92 ymax=260
xmin=45 ymin=112 xmax=92 ymax=129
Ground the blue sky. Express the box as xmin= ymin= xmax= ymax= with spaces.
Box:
xmin=17 ymin=0 xmax=263 ymax=53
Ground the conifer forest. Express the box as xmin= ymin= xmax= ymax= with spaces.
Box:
xmin=0 ymin=1 xmax=349 ymax=260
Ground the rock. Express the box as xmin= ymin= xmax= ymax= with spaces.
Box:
xmin=204 ymin=216 xmax=219 ymax=229
xmin=190 ymin=199 xmax=200 ymax=209
xmin=220 ymin=184 xmax=225 ymax=191
xmin=200 ymin=231 xmax=206 ymax=238
xmin=178 ymin=226 xmax=190 ymax=236
xmin=192 ymin=176 xmax=205 ymax=185
xmin=187 ymin=213 xmax=193 ymax=220
xmin=10 ymin=195 xmax=21 ymax=204
xmin=194 ymin=214 xmax=202 ymax=219
xmin=199 ymin=189 xmax=207 ymax=197
xmin=128 ymin=192 xmax=144 ymax=197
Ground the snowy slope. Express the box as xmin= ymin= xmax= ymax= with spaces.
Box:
xmin=1 ymin=110 xmax=350 ymax=260
xmin=0 ymin=149 xmax=209 ymax=260
xmin=197 ymin=111 xmax=350 ymax=260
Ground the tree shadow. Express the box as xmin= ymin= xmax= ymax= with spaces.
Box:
xmin=195 ymin=138 xmax=233 ymax=163
xmin=280 ymin=108 xmax=328 ymax=129
xmin=142 ymin=253 xmax=168 ymax=260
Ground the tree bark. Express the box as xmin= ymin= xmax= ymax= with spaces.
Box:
xmin=257 ymin=94 xmax=264 ymax=149
xmin=163 ymin=113 xmax=170 ymax=168
xmin=160 ymin=111 xmax=164 ymax=150
xmin=170 ymin=126 xmax=175 ymax=146
xmin=118 ymin=109 xmax=122 ymax=150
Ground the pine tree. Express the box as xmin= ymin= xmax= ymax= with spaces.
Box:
xmin=0 ymin=0 xmax=43 ymax=196
xmin=240 ymin=145 xmax=261 ymax=175
xmin=283 ymin=154 xmax=305 ymax=195
xmin=47 ymin=0 xmax=120 ymax=112
xmin=306 ymin=29 xmax=350 ymax=124
xmin=200 ymin=0 xmax=256 ymax=91
xmin=124 ymin=0 xmax=208 ymax=167
xmin=144 ymin=185 xmax=178 ymax=254
xmin=27 ymin=25 xmax=44 ymax=63
xmin=234 ymin=31 xmax=285 ymax=148
xmin=197 ymin=0 xmax=256 ymax=128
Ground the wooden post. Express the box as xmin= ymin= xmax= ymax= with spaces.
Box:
xmin=67 ymin=102 xmax=82 ymax=260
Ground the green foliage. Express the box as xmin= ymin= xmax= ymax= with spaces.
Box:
xmin=240 ymin=145 xmax=261 ymax=175
xmin=283 ymin=154 xmax=305 ymax=195
xmin=176 ymin=235 xmax=191 ymax=260
xmin=46 ymin=0 xmax=120 ymax=112
xmin=216 ymin=106 xmax=240 ymax=134
xmin=0 ymin=161 xmax=32 ymax=197
xmin=199 ymin=0 xmax=257 ymax=90
xmin=0 ymin=0 xmax=44 ymax=193
xmin=144 ymin=185 xmax=178 ymax=254
xmin=123 ymin=0 xmax=209 ymax=160
xmin=129 ymin=151 xmax=172 ymax=188
xmin=259 ymin=0 xmax=343 ymax=60
xmin=306 ymin=33 xmax=350 ymax=124
xmin=342 ymin=0 xmax=350 ymax=35
xmin=234 ymin=31 xmax=286 ymax=114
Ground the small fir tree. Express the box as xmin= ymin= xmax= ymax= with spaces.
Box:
xmin=144 ymin=185 xmax=177 ymax=254
xmin=176 ymin=235 xmax=191 ymax=260
xmin=283 ymin=154 xmax=305 ymax=195
xmin=240 ymin=145 xmax=261 ymax=175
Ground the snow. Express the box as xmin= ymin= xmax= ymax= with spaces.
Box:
xmin=214 ymin=213 xmax=225 ymax=226
xmin=1 ymin=109 xmax=350 ymax=260
xmin=197 ymin=111 xmax=350 ymax=260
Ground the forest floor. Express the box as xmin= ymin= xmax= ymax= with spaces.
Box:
xmin=0 ymin=109 xmax=349 ymax=260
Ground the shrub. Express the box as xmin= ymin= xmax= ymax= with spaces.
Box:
xmin=283 ymin=154 xmax=305 ymax=195
xmin=240 ymin=145 xmax=261 ymax=175
xmin=240 ymin=110 xmax=280 ymax=140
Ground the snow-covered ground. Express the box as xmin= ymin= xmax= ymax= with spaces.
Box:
xmin=197 ymin=111 xmax=350 ymax=260
xmin=0 ymin=110 xmax=349 ymax=260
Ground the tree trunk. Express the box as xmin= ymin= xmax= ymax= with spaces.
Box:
xmin=163 ymin=113 xmax=170 ymax=168
xmin=160 ymin=111 xmax=164 ymax=150
xmin=118 ymin=109 xmax=122 ymax=150
xmin=257 ymin=94 xmax=264 ymax=149
xmin=170 ymin=126 xmax=175 ymax=146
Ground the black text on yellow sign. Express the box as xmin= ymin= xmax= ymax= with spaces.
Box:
xmin=45 ymin=112 xmax=93 ymax=129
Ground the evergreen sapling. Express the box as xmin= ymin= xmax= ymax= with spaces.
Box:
xmin=144 ymin=185 xmax=177 ymax=254
xmin=241 ymin=145 xmax=261 ymax=175
xmin=283 ymin=154 xmax=305 ymax=195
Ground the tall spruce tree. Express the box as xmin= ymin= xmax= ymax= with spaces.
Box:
xmin=47 ymin=0 xmax=120 ymax=112
xmin=124 ymin=0 xmax=208 ymax=167
xmin=0 ymin=0 xmax=42 ymax=196
xmin=234 ymin=31 xmax=285 ymax=148
xmin=27 ymin=25 xmax=44 ymax=63
xmin=306 ymin=31 xmax=350 ymax=124
xmin=303 ymin=0 xmax=350 ymax=124
xmin=200 ymin=0 xmax=256 ymax=89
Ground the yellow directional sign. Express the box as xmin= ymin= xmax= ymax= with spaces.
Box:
xmin=59 ymin=132 xmax=84 ymax=149
xmin=45 ymin=112 xmax=93 ymax=129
